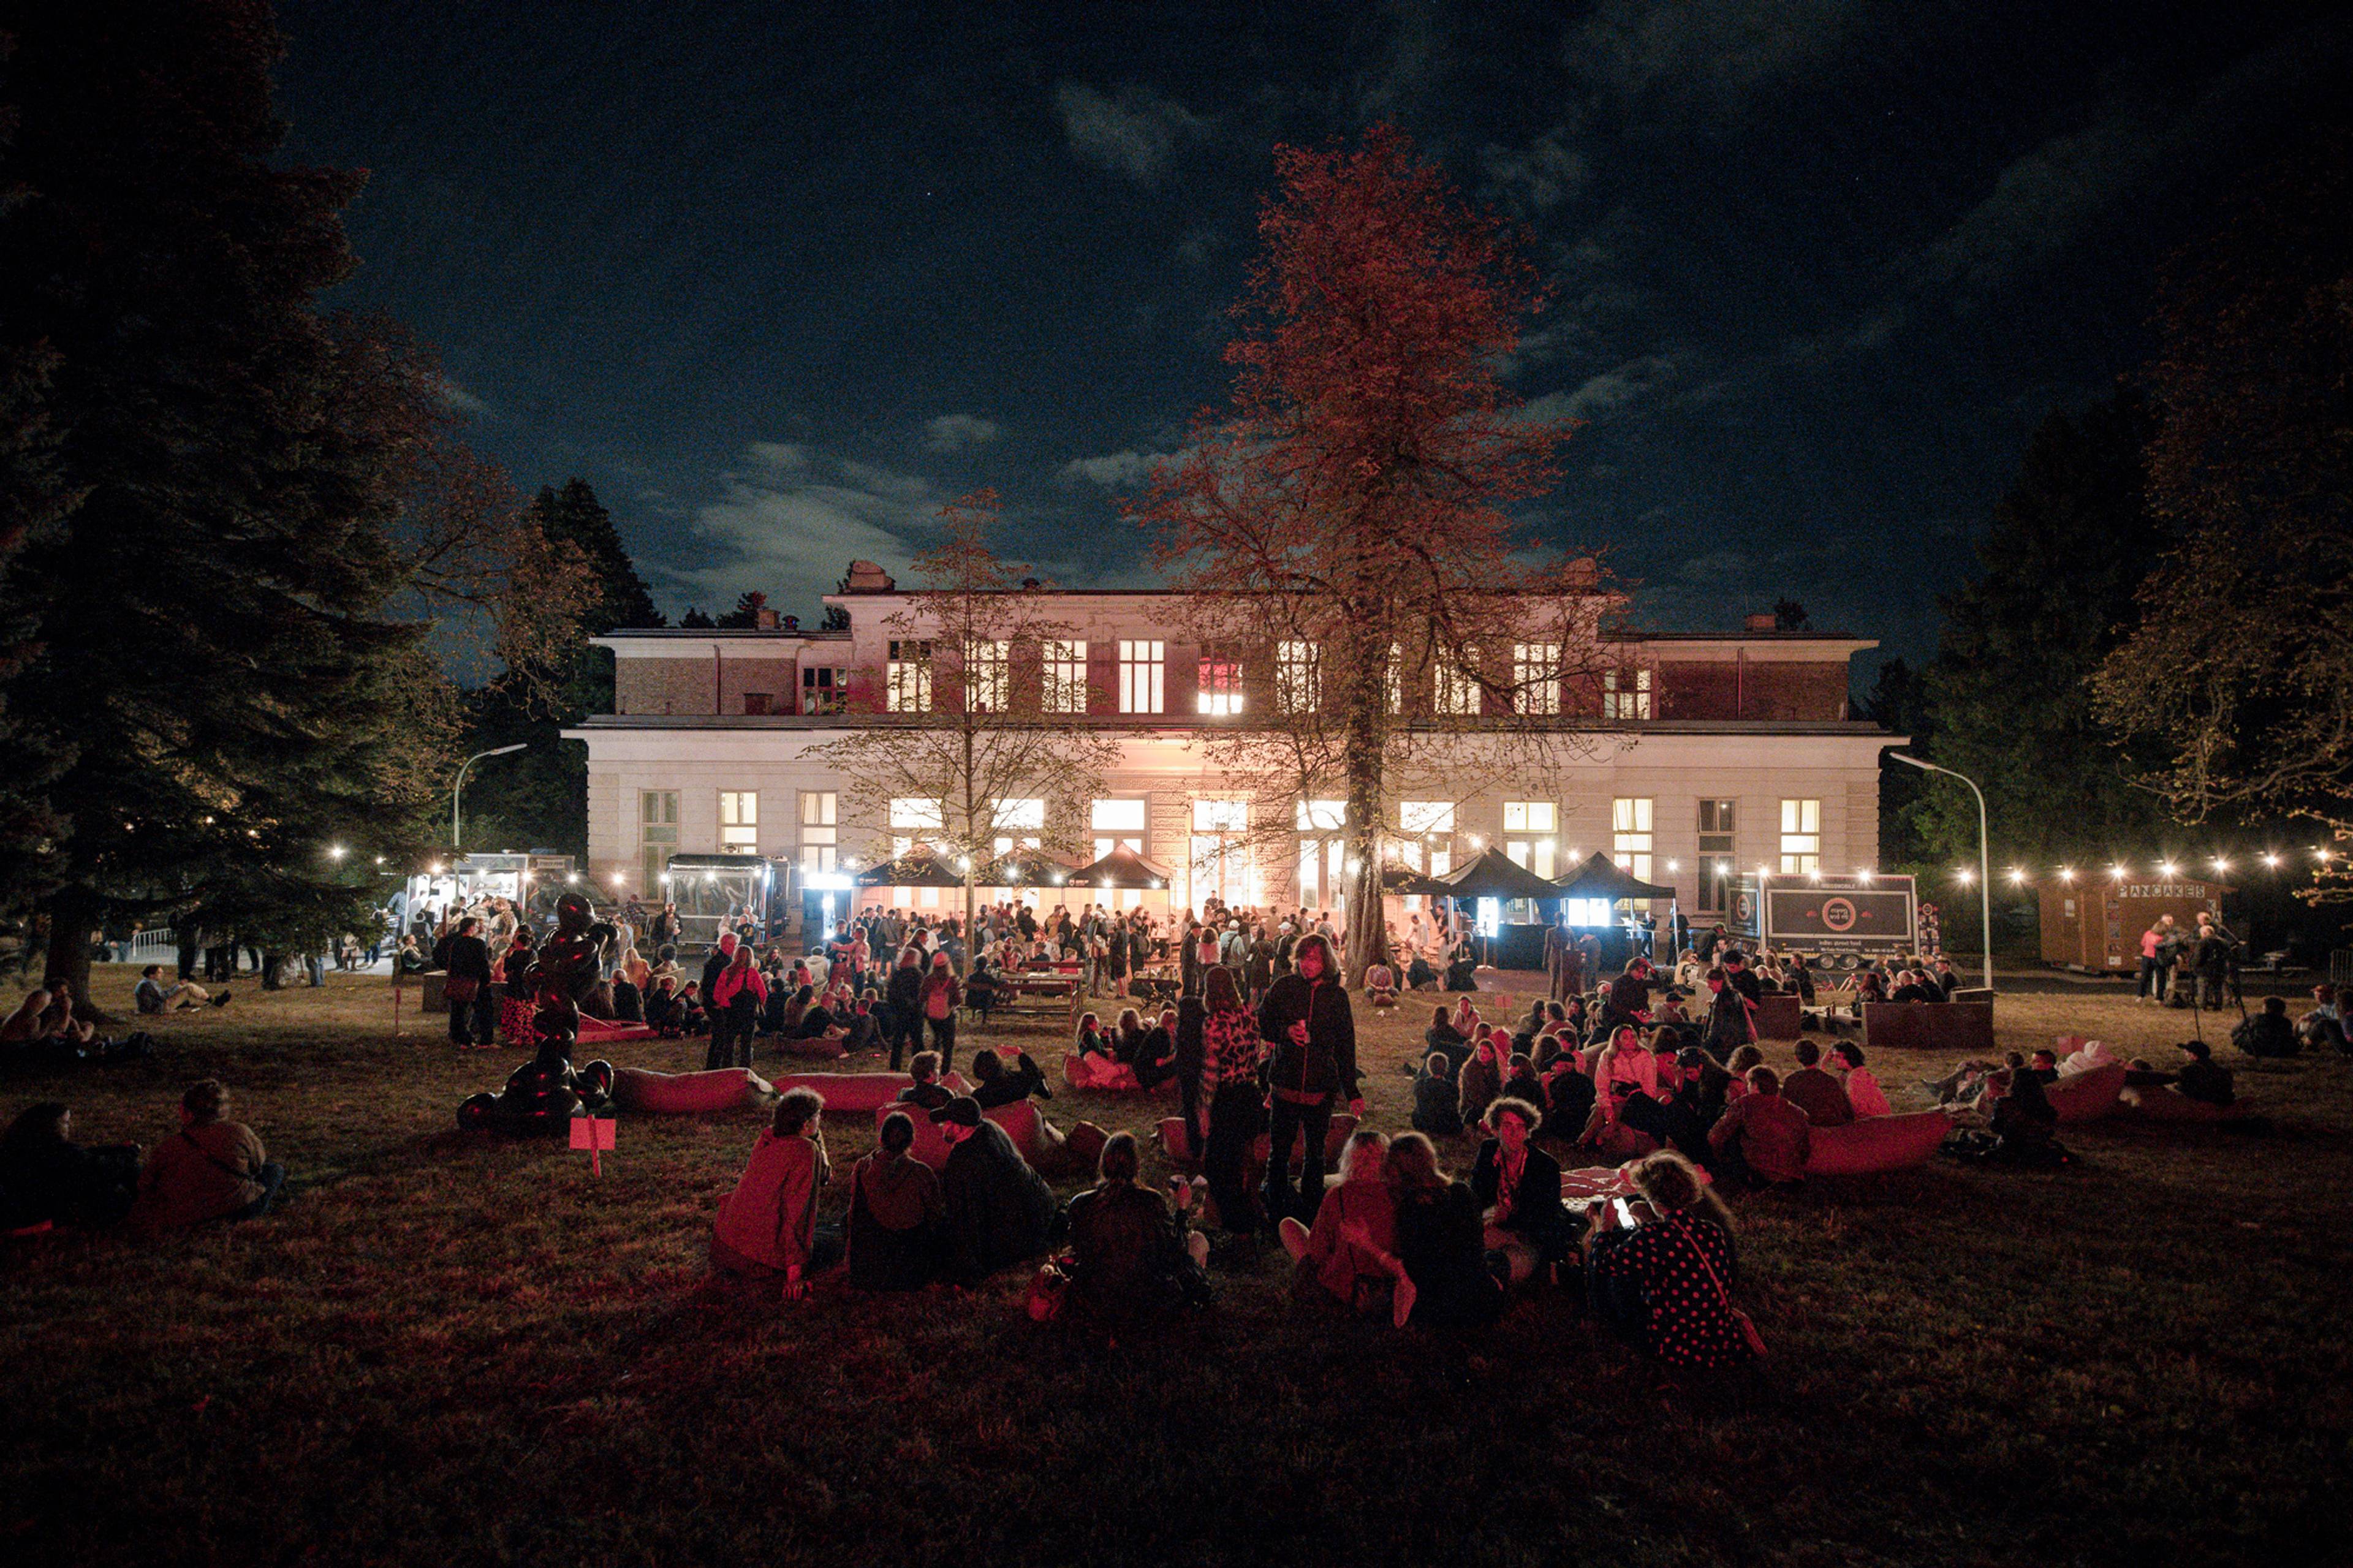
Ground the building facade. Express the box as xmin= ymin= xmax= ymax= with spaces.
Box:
xmin=564 ymin=567 xmax=1898 ymax=926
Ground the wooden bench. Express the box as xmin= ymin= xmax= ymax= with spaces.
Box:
xmin=1863 ymin=1000 xmax=1996 ymax=1053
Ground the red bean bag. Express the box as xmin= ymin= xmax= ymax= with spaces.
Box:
xmin=776 ymin=1032 xmax=847 ymax=1060
xmin=1805 ymin=1110 xmax=1952 ymax=1176
xmin=767 ymin=1071 xmax=970 ymax=1115
xmin=611 ymin=1066 xmax=770 ymax=1114
xmin=2045 ymin=1061 xmax=2127 ymax=1124
xmin=2119 ymin=1085 xmax=2251 ymax=1123
xmin=575 ymin=1016 xmax=657 ymax=1044
xmin=879 ymin=1097 xmax=1045 ymax=1169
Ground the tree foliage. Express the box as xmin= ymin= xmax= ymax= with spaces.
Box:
xmin=1132 ymin=126 xmax=1601 ymax=972
xmin=2092 ymin=134 xmax=2353 ymax=896
xmin=1914 ymin=388 xmax=2178 ymax=866
xmin=813 ymin=492 xmax=1120 ymax=936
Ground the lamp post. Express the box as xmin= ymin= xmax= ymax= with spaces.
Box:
xmin=1889 ymin=752 xmax=1993 ymax=992
xmin=452 ymin=744 xmax=526 ymax=849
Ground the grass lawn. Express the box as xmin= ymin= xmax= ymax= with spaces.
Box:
xmin=3 ymin=966 xmax=2349 ymax=1567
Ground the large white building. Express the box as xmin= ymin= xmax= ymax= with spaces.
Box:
xmin=565 ymin=563 xmax=1898 ymax=930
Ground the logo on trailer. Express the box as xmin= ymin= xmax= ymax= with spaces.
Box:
xmin=1732 ymin=891 xmax=1755 ymax=925
xmin=1819 ymin=896 xmax=1858 ymax=933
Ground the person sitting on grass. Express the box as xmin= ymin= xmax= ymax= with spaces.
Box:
xmin=126 ymin=1079 xmax=286 ymax=1232
xmin=1470 ymin=1098 xmax=1569 ymax=1286
xmin=968 ymin=1047 xmax=1054 ymax=1108
xmin=1131 ymin=1007 xmax=1181 ymax=1092
xmin=2175 ymin=1039 xmax=2236 ymax=1106
xmin=1583 ymin=1149 xmax=1754 ymax=1372
xmin=1411 ymin=1051 xmax=1464 ymax=1137
xmin=1 ymin=1102 xmax=141 ymax=1230
xmin=1343 ymin=1132 xmax=1507 ymax=1330
xmin=134 ymin=964 xmax=225 ymax=1014
xmin=711 ymin=1086 xmax=834 ymax=1300
xmin=1780 ymin=1039 xmax=1854 ymax=1127
xmin=1830 ymin=1042 xmax=1890 ymax=1116
xmin=933 ymin=1096 xmax=1058 ymax=1286
xmin=1075 ymin=1011 xmax=1113 ymax=1059
xmin=846 ymin=1111 xmax=942 ymax=1292
xmin=839 ymin=991 xmax=884 ymax=1055
xmin=1577 ymin=1079 xmax=1663 ymax=1163
xmin=2233 ymin=995 xmax=2302 ymax=1059
xmin=1705 ymin=1066 xmax=1811 ymax=1189
xmin=1108 ymin=1007 xmax=1149 ymax=1064
xmin=1501 ymin=1052 xmax=1546 ymax=1111
xmin=1280 ymin=1128 xmax=1396 ymax=1314
xmin=1053 ymin=1131 xmax=1210 ymax=1327
xmin=1542 ymin=1050 xmax=1596 ymax=1141
xmin=1982 ymin=1067 xmax=2061 ymax=1164
xmin=896 ymin=1051 xmax=952 ymax=1111
xmin=671 ymin=980 xmax=708 ymax=1037
xmin=1456 ymin=1036 xmax=1502 ymax=1131
xmin=1919 ymin=1053 xmax=2015 ymax=1110
xmin=2297 ymin=984 xmax=2347 ymax=1055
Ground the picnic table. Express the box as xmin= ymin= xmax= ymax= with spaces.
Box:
xmin=976 ymin=968 xmax=1086 ymax=1031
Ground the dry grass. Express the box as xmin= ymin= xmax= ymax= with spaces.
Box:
xmin=2 ymin=966 xmax=2349 ymax=1567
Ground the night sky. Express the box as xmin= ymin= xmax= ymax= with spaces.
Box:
xmin=276 ymin=1 xmax=2352 ymax=668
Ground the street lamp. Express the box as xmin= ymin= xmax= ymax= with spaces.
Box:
xmin=1889 ymin=752 xmax=1993 ymax=993
xmin=451 ymin=744 xmax=526 ymax=848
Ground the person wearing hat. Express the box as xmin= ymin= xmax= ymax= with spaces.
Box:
xmin=931 ymin=1096 xmax=1057 ymax=1284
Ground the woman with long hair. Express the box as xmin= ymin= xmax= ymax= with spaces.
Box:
xmin=1583 ymin=1149 xmax=1752 ymax=1370
xmin=1198 ymin=964 xmax=1266 ymax=1234
xmin=1342 ymin=1132 xmax=1506 ymax=1329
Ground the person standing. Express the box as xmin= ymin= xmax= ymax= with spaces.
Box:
xmin=885 ymin=945 xmax=925 ymax=1070
xmin=918 ymin=952 xmax=962 ymax=1074
xmin=1544 ymin=913 xmax=1575 ymax=1003
xmin=701 ymin=931 xmax=741 ymax=1070
xmin=711 ymin=944 xmax=767 ymax=1070
xmin=1199 ymin=967 xmax=1265 ymax=1235
xmin=1255 ymin=932 xmax=1363 ymax=1225
xmin=2137 ymin=918 xmax=2171 ymax=1003
xmin=441 ymin=917 xmax=496 ymax=1048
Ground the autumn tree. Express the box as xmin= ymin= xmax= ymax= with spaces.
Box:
xmin=1132 ymin=126 xmax=1606 ymax=976
xmin=2091 ymin=135 xmax=2353 ymax=898
xmin=813 ymin=491 xmax=1119 ymax=942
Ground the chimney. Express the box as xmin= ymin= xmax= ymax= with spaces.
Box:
xmin=755 ymin=607 xmax=779 ymax=631
xmin=1744 ymin=612 xmax=1777 ymax=632
xmin=1021 ymin=576 xmax=1040 ymax=590
xmin=779 ymin=614 xmax=800 ymax=632
xmin=841 ymin=560 xmax=896 ymax=593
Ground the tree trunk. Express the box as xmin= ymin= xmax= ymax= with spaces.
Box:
xmin=40 ymin=882 xmax=102 ymax=1009
xmin=1342 ymin=721 xmax=1387 ymax=983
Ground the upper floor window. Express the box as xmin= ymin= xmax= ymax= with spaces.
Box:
xmin=1091 ymin=798 xmax=1146 ymax=859
xmin=1400 ymin=800 xmax=1455 ymax=836
xmin=1276 ymin=640 xmax=1319 ymax=714
xmin=719 ymin=790 xmax=758 ymax=850
xmin=1119 ymin=640 xmax=1165 ymax=714
xmin=1611 ymin=796 xmax=1653 ymax=881
xmin=1514 ymin=642 xmax=1563 ymax=714
xmin=1044 ymin=639 xmax=1088 ymax=714
xmin=1434 ymin=656 xmax=1480 ymax=716
xmin=800 ymin=665 xmax=845 ymax=715
xmin=1779 ymin=798 xmax=1821 ymax=873
xmin=887 ymin=640 xmax=933 ymax=713
xmin=1198 ymin=652 xmax=1244 ymax=716
xmin=1503 ymin=800 xmax=1558 ymax=835
xmin=1294 ymin=800 xmax=1346 ymax=831
xmin=963 ymin=638 xmax=1010 ymax=713
xmin=1602 ymin=667 xmax=1651 ymax=720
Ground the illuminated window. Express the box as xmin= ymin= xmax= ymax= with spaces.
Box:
xmin=1610 ymin=796 xmax=1653 ymax=881
xmin=1044 ymin=639 xmax=1088 ymax=714
xmin=1602 ymin=667 xmax=1651 ymax=720
xmin=1779 ymin=798 xmax=1821 ymax=873
xmin=1192 ymin=798 xmax=1248 ymax=833
xmin=887 ymin=640 xmax=932 ymax=713
xmin=1276 ymin=640 xmax=1319 ymax=713
xmin=1091 ymin=798 xmax=1146 ymax=860
xmin=1434 ymin=656 xmax=1480 ymax=716
xmin=889 ymin=798 xmax=944 ymax=830
xmin=1503 ymin=801 xmax=1557 ymax=835
xmin=1514 ymin=642 xmax=1563 ymax=714
xmin=1294 ymin=800 xmax=1346 ymax=831
xmin=1197 ymin=653 xmax=1244 ymax=716
xmin=1565 ymin=897 xmax=1613 ymax=928
xmin=798 ymin=791 xmax=836 ymax=874
xmin=719 ymin=790 xmax=758 ymax=850
xmin=1119 ymin=640 xmax=1164 ymax=714
xmin=963 ymin=638 xmax=1009 ymax=713
xmin=1400 ymin=800 xmax=1455 ymax=836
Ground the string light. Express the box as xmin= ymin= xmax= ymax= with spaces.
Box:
xmin=1953 ymin=866 xmax=1976 ymax=885
xmin=2007 ymin=868 xmax=2026 ymax=884
xmin=2211 ymin=857 xmax=2229 ymax=873
xmin=2158 ymin=861 xmax=2178 ymax=878
xmin=2110 ymin=865 xmax=2128 ymax=880
xmin=2058 ymin=866 xmax=2075 ymax=882
xmin=1665 ymin=859 xmax=1680 ymax=873
xmin=1856 ymin=868 xmax=1873 ymax=883
xmin=2262 ymin=853 xmax=2279 ymax=868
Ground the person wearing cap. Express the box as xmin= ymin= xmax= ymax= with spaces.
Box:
xmin=932 ymin=1096 xmax=1057 ymax=1284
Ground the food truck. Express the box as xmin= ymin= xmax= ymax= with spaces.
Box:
xmin=661 ymin=854 xmax=789 ymax=950
xmin=1727 ymin=873 xmax=1918 ymax=968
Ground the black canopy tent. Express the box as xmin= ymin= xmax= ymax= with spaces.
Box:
xmin=977 ymin=844 xmax=1085 ymax=889
xmin=854 ymin=850 xmax=966 ymax=890
xmin=1553 ymin=851 xmax=1677 ymax=969
xmin=1067 ymin=844 xmax=1174 ymax=890
xmin=1380 ymin=862 xmax=1455 ymax=898
xmin=1552 ymin=851 xmax=1675 ymax=903
xmin=1436 ymin=846 xmax=1570 ymax=903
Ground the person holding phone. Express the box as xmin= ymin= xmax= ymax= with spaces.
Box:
xmin=1583 ymin=1150 xmax=1754 ymax=1371
xmin=1254 ymin=932 xmax=1363 ymax=1225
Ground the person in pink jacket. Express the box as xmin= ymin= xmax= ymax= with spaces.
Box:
xmin=712 ymin=1088 xmax=834 ymax=1298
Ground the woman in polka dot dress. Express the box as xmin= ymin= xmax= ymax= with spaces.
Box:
xmin=1585 ymin=1150 xmax=1756 ymax=1371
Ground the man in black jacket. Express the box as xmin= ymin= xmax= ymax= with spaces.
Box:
xmin=439 ymin=916 xmax=496 ymax=1047
xmin=1254 ymin=933 xmax=1362 ymax=1225
xmin=931 ymin=1097 xmax=1056 ymax=1283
